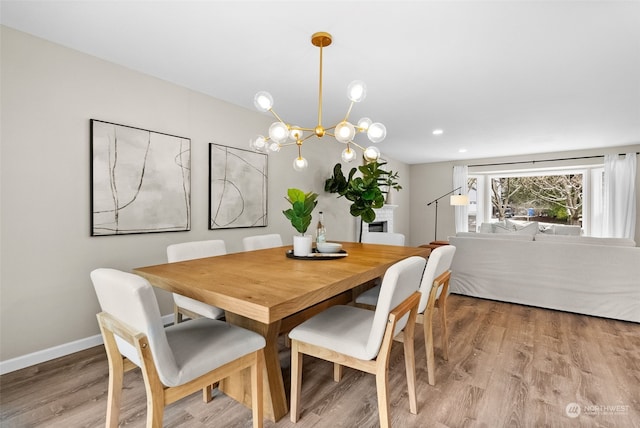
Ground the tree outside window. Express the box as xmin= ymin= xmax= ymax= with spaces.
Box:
xmin=490 ymin=174 xmax=583 ymax=225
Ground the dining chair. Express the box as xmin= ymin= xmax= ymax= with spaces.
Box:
xmin=242 ymin=233 xmax=283 ymax=251
xmin=167 ymin=240 xmax=227 ymax=324
xmin=361 ymin=232 xmax=406 ymax=246
xmin=289 ymin=256 xmax=427 ymax=428
xmin=355 ymin=245 xmax=456 ymax=385
xmin=90 ymin=268 xmax=265 ymax=428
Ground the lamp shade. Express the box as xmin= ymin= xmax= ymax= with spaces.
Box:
xmin=450 ymin=194 xmax=469 ymax=206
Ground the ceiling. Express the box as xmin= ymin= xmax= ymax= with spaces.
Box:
xmin=2 ymin=0 xmax=639 ymax=164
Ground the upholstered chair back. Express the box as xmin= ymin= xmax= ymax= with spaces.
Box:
xmin=417 ymin=245 xmax=456 ymax=314
xmin=365 ymin=256 xmax=426 ymax=359
xmin=167 ymin=239 xmax=226 ymax=262
xmin=91 ymin=268 xmax=179 ymax=385
xmin=242 ymin=234 xmax=283 ymax=251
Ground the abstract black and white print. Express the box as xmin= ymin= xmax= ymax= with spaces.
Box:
xmin=209 ymin=143 xmax=267 ymax=229
xmin=91 ymin=119 xmax=191 ymax=236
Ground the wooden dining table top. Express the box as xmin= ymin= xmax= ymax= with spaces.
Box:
xmin=133 ymin=241 xmax=430 ymax=325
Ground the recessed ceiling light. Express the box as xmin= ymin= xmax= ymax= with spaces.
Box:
xmin=459 ymin=148 xmax=467 ymax=153
xmin=432 ymin=129 xmax=444 ymax=135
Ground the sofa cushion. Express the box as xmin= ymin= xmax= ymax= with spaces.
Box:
xmin=551 ymin=224 xmax=582 ymax=235
xmin=534 ymin=234 xmax=636 ymax=247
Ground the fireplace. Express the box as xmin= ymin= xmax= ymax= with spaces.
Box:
xmin=358 ymin=204 xmax=397 ymax=240
xmin=368 ymin=221 xmax=388 ymax=233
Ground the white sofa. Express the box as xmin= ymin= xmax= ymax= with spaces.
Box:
xmin=449 ymin=230 xmax=640 ymax=323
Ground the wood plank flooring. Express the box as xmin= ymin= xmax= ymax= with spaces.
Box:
xmin=1 ymin=294 xmax=638 ymax=427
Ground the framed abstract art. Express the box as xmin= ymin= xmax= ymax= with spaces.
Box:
xmin=209 ymin=143 xmax=267 ymax=229
xmin=90 ymin=119 xmax=191 ymax=236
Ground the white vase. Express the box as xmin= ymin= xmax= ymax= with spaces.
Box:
xmin=385 ymin=190 xmax=393 ymax=205
xmin=293 ymin=235 xmax=313 ymax=256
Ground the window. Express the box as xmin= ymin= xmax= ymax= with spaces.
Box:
xmin=469 ymin=164 xmax=605 ymax=236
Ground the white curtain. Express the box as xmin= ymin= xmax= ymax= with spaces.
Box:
xmin=453 ymin=165 xmax=468 ymax=233
xmin=603 ymin=153 xmax=636 ymax=239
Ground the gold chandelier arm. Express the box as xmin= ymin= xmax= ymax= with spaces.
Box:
xmin=294 ymin=126 xmax=316 ymax=132
xmin=277 ymin=141 xmax=298 ymax=148
xmin=301 ymin=134 xmax=316 ymax=143
xmin=342 ymin=100 xmax=355 ymax=123
xmin=269 ymin=108 xmax=287 ymax=125
xmin=349 ymin=140 xmax=366 ymax=151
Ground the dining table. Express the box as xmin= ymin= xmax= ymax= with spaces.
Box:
xmin=133 ymin=241 xmax=430 ymax=421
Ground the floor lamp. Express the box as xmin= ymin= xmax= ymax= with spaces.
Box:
xmin=426 ymin=186 xmax=469 ymax=242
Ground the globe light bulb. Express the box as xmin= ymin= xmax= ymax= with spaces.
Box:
xmin=335 ymin=121 xmax=356 ymax=144
xmin=293 ymin=156 xmax=308 ymax=171
xmin=289 ymin=127 xmax=304 ymax=141
xmin=347 ymin=80 xmax=367 ymax=102
xmin=269 ymin=122 xmax=289 ymax=144
xmin=341 ymin=147 xmax=357 ymax=163
xmin=367 ymin=122 xmax=387 ymax=143
xmin=250 ymin=135 xmax=267 ymax=152
xmin=253 ymin=91 xmax=273 ymax=112
xmin=357 ymin=117 xmax=372 ymax=131
xmin=269 ymin=142 xmax=281 ymax=152
xmin=364 ymin=146 xmax=381 ymax=162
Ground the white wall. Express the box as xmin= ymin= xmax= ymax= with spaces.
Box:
xmin=409 ymin=146 xmax=640 ymax=247
xmin=0 ymin=26 xmax=411 ymax=366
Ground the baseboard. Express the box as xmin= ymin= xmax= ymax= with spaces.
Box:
xmin=0 ymin=314 xmax=174 ymax=375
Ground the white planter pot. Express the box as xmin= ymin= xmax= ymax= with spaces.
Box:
xmin=293 ymin=235 xmax=313 ymax=256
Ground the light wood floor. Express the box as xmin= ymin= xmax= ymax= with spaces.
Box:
xmin=1 ymin=295 xmax=639 ymax=427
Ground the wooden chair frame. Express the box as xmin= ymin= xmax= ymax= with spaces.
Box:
xmin=360 ymin=270 xmax=452 ymax=386
xmin=173 ymin=303 xmax=203 ymax=324
xmin=418 ymin=270 xmax=451 ymax=385
xmin=97 ymin=312 xmax=264 ymax=428
xmin=290 ymin=292 xmax=421 ymax=428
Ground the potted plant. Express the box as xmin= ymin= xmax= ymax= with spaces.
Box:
xmin=324 ymin=161 xmax=386 ymax=242
xmin=283 ymin=188 xmax=318 ymax=256
xmin=381 ymin=170 xmax=402 ymax=204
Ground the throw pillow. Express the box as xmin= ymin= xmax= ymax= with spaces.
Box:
xmin=492 ymin=221 xmax=513 ymax=233
xmin=479 ymin=222 xmax=493 ymax=233
xmin=506 ymin=219 xmax=539 ymax=236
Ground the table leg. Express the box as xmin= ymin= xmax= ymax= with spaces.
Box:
xmin=221 ymin=313 xmax=287 ymax=422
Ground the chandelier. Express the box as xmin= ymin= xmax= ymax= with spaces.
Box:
xmin=249 ymin=32 xmax=387 ymax=171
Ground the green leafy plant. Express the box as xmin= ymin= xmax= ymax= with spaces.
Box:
xmin=324 ymin=161 xmax=386 ymax=225
xmin=382 ymin=170 xmax=402 ymax=193
xmin=283 ymin=188 xmax=319 ymax=235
